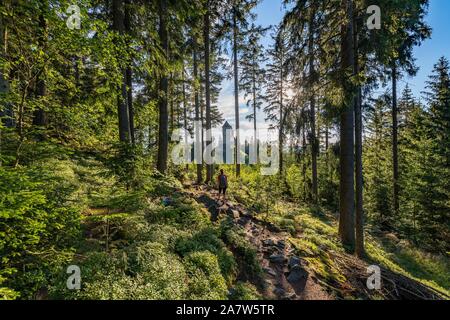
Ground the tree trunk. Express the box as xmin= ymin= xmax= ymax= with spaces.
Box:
xmin=204 ymin=2 xmax=212 ymax=183
xmin=182 ymin=64 xmax=189 ymax=171
xmin=193 ymin=45 xmax=203 ymax=183
xmin=308 ymin=9 xmax=318 ymax=204
xmin=124 ymin=0 xmax=135 ymax=144
xmin=33 ymin=1 xmax=48 ymax=129
xmin=339 ymin=0 xmax=355 ymax=251
xmin=169 ymin=72 xmax=174 ymax=134
xmin=354 ymin=22 xmax=365 ymax=257
xmin=156 ymin=0 xmax=169 ymax=173
xmin=0 ymin=9 xmax=7 ymax=166
xmin=112 ymin=0 xmax=131 ymax=143
xmin=279 ymin=57 xmax=284 ymax=176
xmin=233 ymin=5 xmax=241 ymax=177
xmin=392 ymin=65 xmax=399 ymax=219
xmin=302 ymin=118 xmax=307 ymax=201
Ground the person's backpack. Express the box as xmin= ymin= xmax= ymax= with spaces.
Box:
xmin=219 ymin=174 xmax=228 ymax=188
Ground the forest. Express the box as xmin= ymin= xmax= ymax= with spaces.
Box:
xmin=0 ymin=0 xmax=448 ymax=301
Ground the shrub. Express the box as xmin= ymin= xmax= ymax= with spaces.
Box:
xmin=176 ymin=228 xmax=237 ymax=285
xmin=184 ymin=251 xmax=228 ymax=300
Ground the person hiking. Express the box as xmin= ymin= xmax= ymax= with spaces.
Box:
xmin=217 ymin=169 xmax=228 ymax=201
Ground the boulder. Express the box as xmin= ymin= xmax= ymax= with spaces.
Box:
xmin=263 ymin=267 xmax=277 ymax=277
xmin=226 ymin=208 xmax=240 ymax=219
xmin=288 ymin=256 xmax=301 ymax=269
xmin=263 ymin=239 xmax=275 ymax=246
xmin=273 ymin=287 xmax=286 ymax=296
xmin=269 ymin=254 xmax=286 ymax=264
xmin=276 ymin=240 xmax=286 ymax=249
xmin=287 ymin=265 xmax=308 ymax=283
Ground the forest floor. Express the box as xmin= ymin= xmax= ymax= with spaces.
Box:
xmin=12 ymin=156 xmax=447 ymax=300
xmin=185 ymin=184 xmax=449 ymax=300
xmin=187 ymin=185 xmax=331 ymax=300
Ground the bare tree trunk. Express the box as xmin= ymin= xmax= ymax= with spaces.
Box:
xmin=308 ymin=9 xmax=318 ymax=204
xmin=339 ymin=0 xmax=355 ymax=251
xmin=193 ymin=45 xmax=203 ymax=183
xmin=0 ymin=8 xmax=8 ymax=166
xmin=233 ymin=5 xmax=241 ymax=177
xmin=156 ymin=0 xmax=169 ymax=173
xmin=112 ymin=0 xmax=131 ymax=143
xmin=204 ymin=2 xmax=212 ymax=183
xmin=392 ymin=65 xmax=399 ymax=219
xmin=182 ymin=64 xmax=189 ymax=171
xmin=169 ymin=72 xmax=174 ymax=134
xmin=302 ymin=118 xmax=308 ymax=201
xmin=124 ymin=0 xmax=134 ymax=144
xmin=279 ymin=57 xmax=284 ymax=176
xmin=354 ymin=22 xmax=365 ymax=257
xmin=33 ymin=0 xmax=49 ymax=129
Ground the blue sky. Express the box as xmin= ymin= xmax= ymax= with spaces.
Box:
xmin=217 ymin=0 xmax=450 ymax=130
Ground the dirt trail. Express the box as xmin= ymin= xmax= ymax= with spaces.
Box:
xmin=186 ymin=185 xmax=332 ymax=300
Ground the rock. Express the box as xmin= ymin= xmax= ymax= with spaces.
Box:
xmin=269 ymin=254 xmax=286 ymax=264
xmin=276 ymin=240 xmax=286 ymax=249
xmin=263 ymin=239 xmax=275 ymax=246
xmin=263 ymin=267 xmax=277 ymax=277
xmin=287 ymin=265 xmax=308 ymax=283
xmin=226 ymin=209 xmax=240 ymax=219
xmin=288 ymin=256 xmax=301 ymax=269
xmin=273 ymin=287 xmax=286 ymax=296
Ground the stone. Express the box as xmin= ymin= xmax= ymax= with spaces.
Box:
xmin=226 ymin=207 xmax=240 ymax=218
xmin=263 ymin=239 xmax=275 ymax=246
xmin=269 ymin=254 xmax=286 ymax=264
xmin=288 ymin=256 xmax=301 ymax=269
xmin=273 ymin=287 xmax=286 ymax=296
xmin=287 ymin=265 xmax=308 ymax=283
xmin=276 ymin=240 xmax=286 ymax=248
xmin=263 ymin=267 xmax=277 ymax=277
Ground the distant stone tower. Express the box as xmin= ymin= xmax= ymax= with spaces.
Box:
xmin=222 ymin=121 xmax=233 ymax=164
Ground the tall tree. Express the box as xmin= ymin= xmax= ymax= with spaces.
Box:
xmin=353 ymin=10 xmax=364 ymax=257
xmin=307 ymin=5 xmax=318 ymax=203
xmin=265 ymin=26 xmax=288 ymax=176
xmin=338 ymin=0 xmax=355 ymax=250
xmin=228 ymin=0 xmax=258 ymax=177
xmin=240 ymin=23 xmax=267 ymax=151
xmin=124 ymin=0 xmax=135 ymax=144
xmin=370 ymin=0 xmax=431 ymax=219
xmin=204 ymin=0 xmax=213 ymax=183
xmin=156 ymin=0 xmax=169 ymax=173
xmin=193 ymin=43 xmax=203 ymax=183
xmin=112 ymin=0 xmax=131 ymax=143
xmin=33 ymin=0 xmax=49 ymax=129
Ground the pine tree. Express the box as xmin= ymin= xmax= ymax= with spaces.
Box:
xmin=240 ymin=23 xmax=267 ymax=150
xmin=264 ymin=26 xmax=289 ymax=176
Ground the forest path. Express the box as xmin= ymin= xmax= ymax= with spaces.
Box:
xmin=185 ymin=184 xmax=332 ymax=300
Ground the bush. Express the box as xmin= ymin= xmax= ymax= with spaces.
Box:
xmin=50 ymin=242 xmax=189 ymax=300
xmin=184 ymin=251 xmax=228 ymax=300
xmin=0 ymin=162 xmax=82 ymax=299
xmin=176 ymin=228 xmax=237 ymax=284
